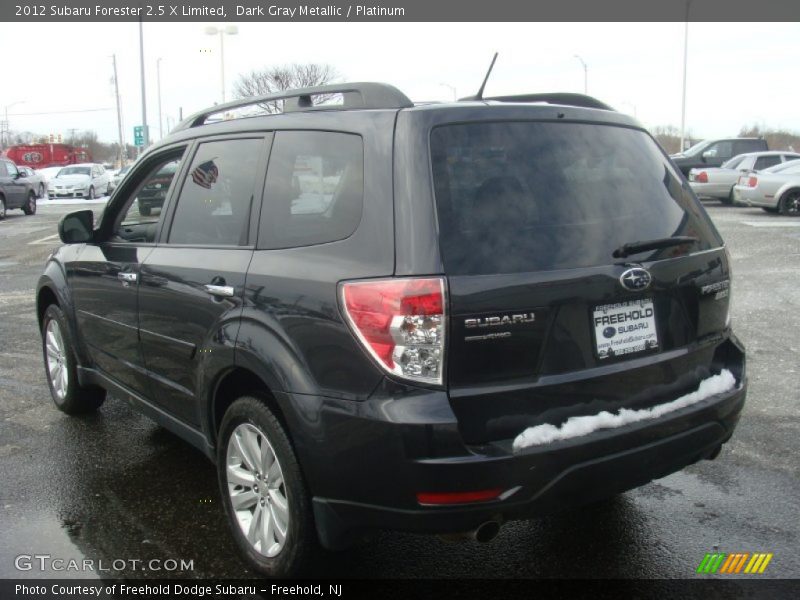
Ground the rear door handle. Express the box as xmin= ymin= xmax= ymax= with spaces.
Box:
xmin=117 ymin=272 xmax=138 ymax=284
xmin=204 ymin=284 xmax=235 ymax=298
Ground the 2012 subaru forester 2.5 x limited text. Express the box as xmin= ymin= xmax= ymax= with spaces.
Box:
xmin=37 ymin=83 xmax=746 ymax=576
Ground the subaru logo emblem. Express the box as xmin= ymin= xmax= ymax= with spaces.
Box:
xmin=619 ymin=267 xmax=652 ymax=291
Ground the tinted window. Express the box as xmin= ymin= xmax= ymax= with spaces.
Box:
xmin=705 ymin=141 xmax=733 ymax=159
xmin=168 ymin=138 xmax=263 ymax=246
xmin=431 ymin=122 xmax=721 ymax=275
xmin=112 ymin=153 xmax=185 ymax=244
xmin=259 ymin=131 xmax=363 ymax=249
xmin=754 ymin=156 xmax=781 ymax=170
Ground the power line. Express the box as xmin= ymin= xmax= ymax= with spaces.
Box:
xmin=7 ymin=107 xmax=114 ymax=116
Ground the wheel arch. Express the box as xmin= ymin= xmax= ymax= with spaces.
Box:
xmin=777 ymin=185 xmax=800 ymax=208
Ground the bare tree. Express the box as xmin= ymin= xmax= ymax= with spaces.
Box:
xmin=233 ymin=63 xmax=340 ymax=113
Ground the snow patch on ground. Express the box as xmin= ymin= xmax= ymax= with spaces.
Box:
xmin=512 ymin=370 xmax=737 ymax=452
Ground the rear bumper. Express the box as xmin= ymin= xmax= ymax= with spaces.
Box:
xmin=689 ymin=181 xmax=730 ymax=198
xmin=286 ymin=335 xmax=747 ymax=549
xmin=311 ymin=379 xmax=745 ymax=548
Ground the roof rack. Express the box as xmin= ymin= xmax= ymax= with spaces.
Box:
xmin=173 ymin=82 xmax=413 ymax=132
xmin=481 ymin=93 xmax=614 ymax=111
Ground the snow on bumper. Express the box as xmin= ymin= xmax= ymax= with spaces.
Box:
xmin=512 ymin=369 xmax=737 ymax=451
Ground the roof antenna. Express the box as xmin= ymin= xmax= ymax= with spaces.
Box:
xmin=461 ymin=52 xmax=498 ymax=101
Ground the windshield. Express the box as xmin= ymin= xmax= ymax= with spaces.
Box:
xmin=765 ymin=159 xmax=800 ymax=174
xmin=721 ymin=155 xmax=747 ymax=169
xmin=680 ymin=140 xmax=711 ymax=157
xmin=430 ymin=121 xmax=722 ymax=275
xmin=57 ymin=166 xmax=90 ymax=177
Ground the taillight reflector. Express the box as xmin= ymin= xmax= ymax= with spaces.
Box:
xmin=340 ymin=277 xmax=446 ymax=385
xmin=416 ymin=489 xmax=503 ymax=505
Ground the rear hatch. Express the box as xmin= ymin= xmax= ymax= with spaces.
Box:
xmin=429 ymin=120 xmax=732 ymax=443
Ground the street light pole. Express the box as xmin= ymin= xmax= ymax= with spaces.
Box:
xmin=205 ymin=26 xmax=239 ymax=103
xmin=111 ymin=54 xmax=125 ymax=165
xmin=3 ymin=101 xmax=24 ymax=149
xmin=573 ymin=55 xmax=588 ymax=94
xmin=679 ymin=0 xmax=691 ymax=153
xmin=138 ymin=19 xmax=149 ymax=154
xmin=157 ymin=57 xmax=163 ymax=139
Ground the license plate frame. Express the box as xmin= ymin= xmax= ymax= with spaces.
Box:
xmin=592 ymin=298 xmax=659 ymax=360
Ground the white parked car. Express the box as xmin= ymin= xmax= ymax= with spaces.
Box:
xmin=107 ymin=163 xmax=133 ymax=194
xmin=47 ymin=163 xmax=110 ymax=199
xmin=733 ymin=159 xmax=800 ymax=215
xmin=688 ymin=151 xmax=800 ymax=204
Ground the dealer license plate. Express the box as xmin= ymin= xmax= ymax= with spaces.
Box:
xmin=593 ymin=298 xmax=659 ymax=360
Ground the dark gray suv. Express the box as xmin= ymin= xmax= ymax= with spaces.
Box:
xmin=37 ymin=83 xmax=746 ymax=576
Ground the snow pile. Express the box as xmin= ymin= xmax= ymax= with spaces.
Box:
xmin=512 ymin=369 xmax=737 ymax=452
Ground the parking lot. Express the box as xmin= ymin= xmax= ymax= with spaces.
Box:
xmin=0 ymin=199 xmax=798 ymax=579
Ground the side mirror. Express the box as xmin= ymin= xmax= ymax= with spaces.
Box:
xmin=59 ymin=210 xmax=94 ymax=244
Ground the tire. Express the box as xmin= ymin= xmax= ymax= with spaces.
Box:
xmin=23 ymin=192 xmax=36 ymax=215
xmin=38 ymin=183 xmax=45 ymax=198
xmin=217 ymin=396 xmax=317 ymax=577
xmin=140 ymin=205 xmax=151 ymax=216
xmin=41 ymin=304 xmax=106 ymax=415
xmin=87 ymin=186 xmax=95 ymax=200
xmin=0 ymin=195 xmax=5 ymax=219
xmin=721 ymin=186 xmax=735 ymax=206
xmin=778 ymin=190 xmax=800 ymax=216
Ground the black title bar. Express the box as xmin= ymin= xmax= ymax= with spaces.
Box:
xmin=4 ymin=0 xmax=799 ymax=22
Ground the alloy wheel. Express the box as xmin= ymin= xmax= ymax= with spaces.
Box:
xmin=226 ymin=422 xmax=290 ymax=558
xmin=45 ymin=319 xmax=68 ymax=400
xmin=781 ymin=191 xmax=800 ymax=215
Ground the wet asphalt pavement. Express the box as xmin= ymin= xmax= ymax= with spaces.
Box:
xmin=0 ymin=200 xmax=798 ymax=580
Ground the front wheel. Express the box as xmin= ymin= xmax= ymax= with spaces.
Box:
xmin=23 ymin=192 xmax=36 ymax=215
xmin=87 ymin=186 xmax=95 ymax=200
xmin=0 ymin=195 xmax=6 ymax=219
xmin=217 ymin=396 xmax=317 ymax=577
xmin=778 ymin=190 xmax=800 ymax=216
xmin=41 ymin=304 xmax=106 ymax=414
xmin=38 ymin=183 xmax=45 ymax=198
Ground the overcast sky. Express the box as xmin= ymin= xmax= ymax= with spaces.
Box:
xmin=0 ymin=21 xmax=796 ymax=145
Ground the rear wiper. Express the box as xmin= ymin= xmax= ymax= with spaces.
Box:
xmin=612 ymin=236 xmax=698 ymax=259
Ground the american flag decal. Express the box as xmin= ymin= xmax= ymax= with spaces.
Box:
xmin=191 ymin=159 xmax=219 ymax=189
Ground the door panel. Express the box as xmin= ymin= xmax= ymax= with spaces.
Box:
xmin=69 ymin=244 xmax=152 ymax=394
xmin=138 ymin=249 xmax=252 ymax=425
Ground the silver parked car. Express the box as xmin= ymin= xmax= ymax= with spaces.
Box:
xmin=47 ymin=163 xmax=111 ymax=199
xmin=688 ymin=151 xmax=800 ymax=204
xmin=733 ymin=159 xmax=800 ymax=215
xmin=107 ymin=163 xmax=133 ymax=194
xmin=17 ymin=166 xmax=46 ymax=199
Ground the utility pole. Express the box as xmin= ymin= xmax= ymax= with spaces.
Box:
xmin=680 ymin=1 xmax=691 ymax=152
xmin=156 ymin=57 xmax=163 ymax=140
xmin=574 ymin=55 xmax=588 ymax=94
xmin=112 ymin=54 xmax=126 ymax=165
xmin=138 ymin=19 xmax=149 ymax=155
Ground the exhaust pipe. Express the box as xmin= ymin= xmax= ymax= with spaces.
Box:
xmin=439 ymin=520 xmax=502 ymax=544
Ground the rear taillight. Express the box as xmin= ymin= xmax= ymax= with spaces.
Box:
xmin=747 ymin=176 xmax=758 ymax=188
xmin=695 ymin=171 xmax=708 ymax=183
xmin=340 ymin=277 xmax=446 ymax=385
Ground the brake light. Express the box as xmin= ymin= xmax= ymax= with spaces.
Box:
xmin=416 ymin=489 xmax=503 ymax=505
xmin=747 ymin=176 xmax=758 ymax=188
xmin=695 ymin=171 xmax=708 ymax=183
xmin=340 ymin=277 xmax=446 ymax=385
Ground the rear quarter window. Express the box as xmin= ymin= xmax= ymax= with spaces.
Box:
xmin=430 ymin=121 xmax=722 ymax=275
xmin=258 ymin=131 xmax=364 ymax=249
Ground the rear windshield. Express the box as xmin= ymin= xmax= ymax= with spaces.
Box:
xmin=430 ymin=121 xmax=722 ymax=275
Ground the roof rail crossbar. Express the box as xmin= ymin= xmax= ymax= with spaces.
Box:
xmin=173 ymin=82 xmax=413 ymax=131
xmin=483 ymin=93 xmax=615 ymax=111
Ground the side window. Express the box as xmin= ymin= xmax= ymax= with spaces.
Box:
xmin=168 ymin=138 xmax=263 ymax=246
xmin=705 ymin=141 xmax=732 ymax=159
xmin=6 ymin=162 xmax=18 ymax=177
xmin=754 ymin=156 xmax=781 ymax=170
xmin=0 ymin=162 xmax=7 ymax=177
xmin=112 ymin=152 xmax=185 ymax=244
xmin=259 ymin=131 xmax=364 ymax=249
